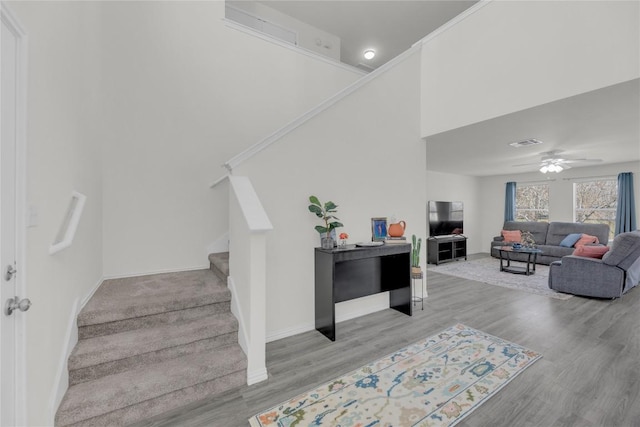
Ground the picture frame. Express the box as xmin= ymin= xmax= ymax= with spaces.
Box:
xmin=371 ymin=217 xmax=388 ymax=241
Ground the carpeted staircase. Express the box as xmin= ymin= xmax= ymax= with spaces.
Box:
xmin=55 ymin=253 xmax=244 ymax=426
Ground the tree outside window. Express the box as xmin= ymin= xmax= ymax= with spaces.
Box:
xmin=516 ymin=184 xmax=549 ymax=221
xmin=574 ymin=179 xmax=617 ymax=240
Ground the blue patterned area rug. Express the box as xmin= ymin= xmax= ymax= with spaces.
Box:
xmin=249 ymin=324 xmax=541 ymax=427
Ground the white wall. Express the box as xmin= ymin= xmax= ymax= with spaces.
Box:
xmin=226 ymin=1 xmax=341 ymax=61
xmin=7 ymin=0 xmax=360 ymax=422
xmin=478 ymin=161 xmax=640 ymax=250
xmin=426 ymin=171 xmax=482 ymax=254
xmin=421 ymin=0 xmax=640 ymax=137
xmin=7 ymin=2 xmax=104 ymax=425
xmin=235 ymin=51 xmax=425 ymax=339
xmin=99 ymin=1 xmax=361 ymax=277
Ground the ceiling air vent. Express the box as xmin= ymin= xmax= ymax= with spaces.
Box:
xmin=508 ymin=138 xmax=544 ymax=148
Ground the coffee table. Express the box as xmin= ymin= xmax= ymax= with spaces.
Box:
xmin=494 ymin=246 xmax=543 ymax=276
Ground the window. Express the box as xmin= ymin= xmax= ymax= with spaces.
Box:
xmin=574 ymin=178 xmax=617 ymax=240
xmin=516 ymin=184 xmax=549 ymax=221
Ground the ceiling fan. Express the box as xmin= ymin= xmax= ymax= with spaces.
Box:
xmin=513 ymin=150 xmax=603 ymax=173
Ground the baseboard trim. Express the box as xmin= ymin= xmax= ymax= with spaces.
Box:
xmin=266 ymin=296 xmax=390 ymax=343
xmin=266 ymin=322 xmax=315 ymax=343
xmin=247 ymin=367 xmax=269 ymax=386
xmin=335 ymin=303 xmax=389 ymax=324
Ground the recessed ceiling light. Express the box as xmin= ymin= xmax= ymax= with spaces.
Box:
xmin=363 ymin=49 xmax=376 ymax=60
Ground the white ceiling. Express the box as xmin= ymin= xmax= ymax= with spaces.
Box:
xmin=258 ymin=0 xmax=478 ymax=69
xmin=254 ymin=1 xmax=639 ymax=177
xmin=426 ymin=79 xmax=640 ymax=177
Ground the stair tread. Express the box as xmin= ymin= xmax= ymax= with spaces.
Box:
xmin=79 ymin=269 xmax=230 ymax=326
xmin=69 ymin=312 xmax=238 ymax=370
xmin=57 ymin=344 xmax=246 ymax=425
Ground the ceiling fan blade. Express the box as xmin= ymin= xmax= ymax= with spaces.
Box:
xmin=561 ymin=158 xmax=603 ymax=164
xmin=512 ymin=154 xmax=603 ymax=168
xmin=512 ymin=162 xmax=542 ymax=167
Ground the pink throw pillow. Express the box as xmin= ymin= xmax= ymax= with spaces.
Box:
xmin=575 ymin=234 xmax=599 ymax=246
xmin=573 ymin=245 xmax=609 ymax=259
xmin=501 ymin=230 xmax=522 ymax=242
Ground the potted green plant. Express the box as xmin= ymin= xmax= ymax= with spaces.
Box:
xmin=308 ymin=195 xmax=343 ymax=249
xmin=411 ymin=234 xmax=422 ymax=275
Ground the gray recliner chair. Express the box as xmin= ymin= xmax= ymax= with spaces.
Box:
xmin=548 ymin=230 xmax=640 ymax=298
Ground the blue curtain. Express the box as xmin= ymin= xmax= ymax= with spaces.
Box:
xmin=615 ymin=172 xmax=637 ymax=235
xmin=504 ymin=182 xmax=516 ymax=222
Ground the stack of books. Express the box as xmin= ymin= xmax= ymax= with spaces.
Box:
xmin=385 ymin=236 xmax=407 ymax=244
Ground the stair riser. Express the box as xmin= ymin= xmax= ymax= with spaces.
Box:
xmin=208 ymin=252 xmax=229 ymax=281
xmin=59 ymin=369 xmax=246 ymax=427
xmin=69 ymin=333 xmax=238 ymax=385
xmin=78 ymin=302 xmax=231 ymax=339
xmin=210 ymin=263 xmax=227 ymax=282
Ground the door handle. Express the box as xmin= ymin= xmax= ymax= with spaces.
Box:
xmin=5 ymin=296 xmax=31 ymax=316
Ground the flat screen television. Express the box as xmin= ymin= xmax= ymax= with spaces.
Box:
xmin=428 ymin=201 xmax=464 ymax=237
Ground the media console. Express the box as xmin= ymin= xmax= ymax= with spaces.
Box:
xmin=427 ymin=235 xmax=467 ymax=265
xmin=314 ymin=243 xmax=412 ymax=341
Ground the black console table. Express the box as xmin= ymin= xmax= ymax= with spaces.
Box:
xmin=314 ymin=243 xmax=412 ymax=341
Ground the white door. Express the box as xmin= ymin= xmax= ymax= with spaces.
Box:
xmin=1 ymin=6 xmax=27 ymax=426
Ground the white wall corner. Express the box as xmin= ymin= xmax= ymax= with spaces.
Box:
xmin=227 ymin=276 xmax=249 ymax=356
xmin=206 ymin=231 xmax=230 ymax=256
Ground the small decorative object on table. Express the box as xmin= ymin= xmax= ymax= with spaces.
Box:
xmin=308 ymin=195 xmax=343 ymax=249
xmin=338 ymin=232 xmax=349 ymax=249
xmin=388 ymin=220 xmax=406 ymax=237
xmin=411 ymin=234 xmax=422 ymax=275
xmin=386 ymin=220 xmax=407 ymax=244
xmin=371 ymin=217 xmax=388 ymax=241
xmin=521 ymin=231 xmax=536 ymax=248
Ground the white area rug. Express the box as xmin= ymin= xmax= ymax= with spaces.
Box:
xmin=427 ymin=257 xmax=573 ymax=300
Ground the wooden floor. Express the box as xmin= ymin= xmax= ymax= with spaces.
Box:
xmin=134 ymin=255 xmax=640 ymax=427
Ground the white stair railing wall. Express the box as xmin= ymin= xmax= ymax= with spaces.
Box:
xmin=227 ymin=175 xmax=272 ymax=385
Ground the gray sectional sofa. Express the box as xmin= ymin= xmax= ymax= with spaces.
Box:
xmin=549 ymin=230 xmax=640 ymax=298
xmin=490 ymin=221 xmax=610 ymax=265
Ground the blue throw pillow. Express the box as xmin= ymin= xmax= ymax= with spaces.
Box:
xmin=559 ymin=233 xmax=582 ymax=247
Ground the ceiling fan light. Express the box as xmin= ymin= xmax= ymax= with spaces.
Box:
xmin=541 ymin=163 xmax=563 ymax=173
